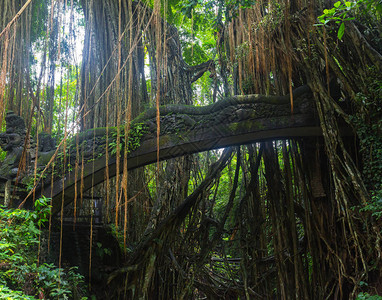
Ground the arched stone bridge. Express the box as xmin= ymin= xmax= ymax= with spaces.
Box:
xmin=0 ymin=86 xmax=351 ymax=213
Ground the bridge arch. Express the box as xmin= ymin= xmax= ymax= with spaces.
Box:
xmin=0 ymin=86 xmax=349 ymax=213
xmin=35 ymin=86 xmax=331 ymax=213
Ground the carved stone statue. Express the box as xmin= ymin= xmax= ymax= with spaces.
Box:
xmin=37 ymin=132 xmax=56 ymax=153
xmin=0 ymin=111 xmax=26 ymax=150
xmin=0 ymin=111 xmax=57 ymax=182
xmin=0 ymin=111 xmax=27 ymax=179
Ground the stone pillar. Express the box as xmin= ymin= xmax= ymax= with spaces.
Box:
xmin=4 ymin=180 xmax=11 ymax=207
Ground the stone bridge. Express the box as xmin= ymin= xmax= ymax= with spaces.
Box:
xmin=0 ymin=86 xmax=349 ymax=213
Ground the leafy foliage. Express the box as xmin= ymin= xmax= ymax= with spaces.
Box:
xmin=349 ymin=68 xmax=382 ymax=218
xmin=0 ymin=198 xmax=88 ymax=299
xmin=179 ymin=0 xmax=256 ymax=26
xmin=317 ymin=1 xmax=356 ymax=40
xmin=317 ymin=0 xmax=382 ymax=39
xmin=109 ymin=123 xmax=149 ymax=156
xmin=0 ymin=285 xmax=35 ymax=300
xmin=52 ymin=68 xmax=80 ymax=142
xmin=357 ymin=292 xmax=382 ymax=300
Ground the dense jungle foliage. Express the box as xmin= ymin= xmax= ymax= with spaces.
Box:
xmin=0 ymin=197 xmax=88 ymax=299
xmin=0 ymin=0 xmax=381 ymax=299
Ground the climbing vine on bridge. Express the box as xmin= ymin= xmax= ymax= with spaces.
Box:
xmin=109 ymin=123 xmax=149 ymax=156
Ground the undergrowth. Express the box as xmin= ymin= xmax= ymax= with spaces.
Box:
xmin=0 ymin=197 xmax=88 ymax=299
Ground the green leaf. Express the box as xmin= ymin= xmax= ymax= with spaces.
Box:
xmin=338 ymin=22 xmax=345 ymax=40
xmin=334 ymin=1 xmax=341 ymax=8
xmin=377 ymin=4 xmax=382 ymax=14
xmin=359 ymin=281 xmax=368 ymax=286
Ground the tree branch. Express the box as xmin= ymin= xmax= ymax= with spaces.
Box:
xmin=190 ymin=60 xmax=215 ymax=83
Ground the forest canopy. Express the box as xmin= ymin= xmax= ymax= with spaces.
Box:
xmin=0 ymin=0 xmax=381 ymax=299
